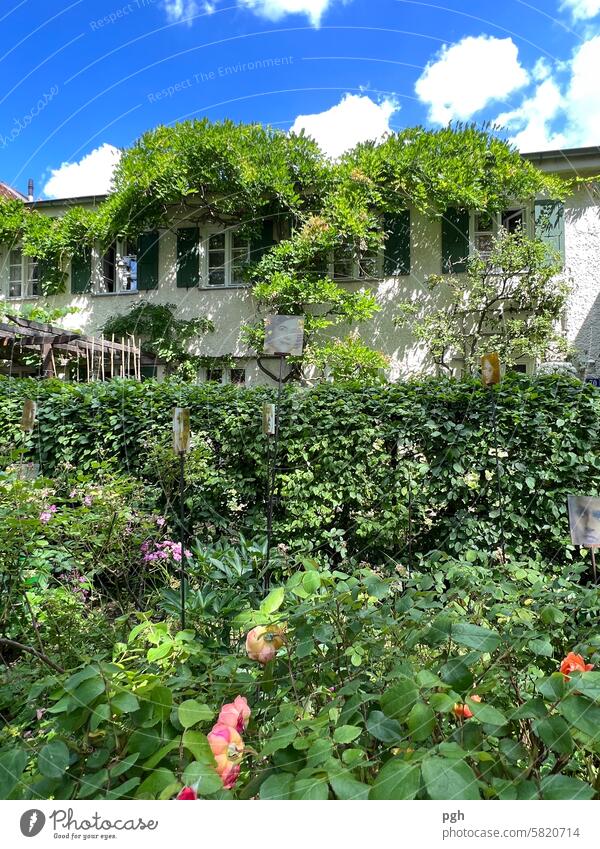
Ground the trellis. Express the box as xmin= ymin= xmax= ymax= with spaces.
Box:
xmin=0 ymin=315 xmax=155 ymax=381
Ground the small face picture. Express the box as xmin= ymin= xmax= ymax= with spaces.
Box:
xmin=20 ymin=400 xmax=37 ymax=432
xmin=567 ymin=495 xmax=600 ymax=547
xmin=481 ymin=353 xmax=501 ymax=386
xmin=264 ymin=315 xmax=305 ymax=356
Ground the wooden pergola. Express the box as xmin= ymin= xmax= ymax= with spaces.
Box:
xmin=0 ymin=315 xmax=156 ymax=380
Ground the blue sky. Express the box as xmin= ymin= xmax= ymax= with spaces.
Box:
xmin=1 ymin=0 xmax=599 ymax=198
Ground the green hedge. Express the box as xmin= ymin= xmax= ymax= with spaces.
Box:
xmin=1 ymin=375 xmax=599 ymax=564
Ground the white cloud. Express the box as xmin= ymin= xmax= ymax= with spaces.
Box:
xmin=162 ymin=0 xmax=198 ymax=24
xmin=43 ymin=144 xmax=121 ymax=198
xmin=290 ymin=94 xmax=399 ymax=158
xmin=560 ymin=0 xmax=600 ymax=20
xmin=563 ymin=34 xmax=600 ymax=144
xmin=238 ymin=0 xmax=337 ymax=26
xmin=496 ymin=79 xmax=566 ymax=152
xmin=415 ymin=35 xmax=529 ymax=124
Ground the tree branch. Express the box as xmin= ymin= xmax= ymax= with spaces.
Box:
xmin=0 ymin=637 xmax=65 ymax=674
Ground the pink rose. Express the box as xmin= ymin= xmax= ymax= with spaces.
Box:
xmin=246 ymin=625 xmax=285 ymax=665
xmin=208 ymin=724 xmax=244 ymax=789
xmin=218 ymin=696 xmax=251 ymax=733
xmin=176 ymin=786 xmax=198 ymax=800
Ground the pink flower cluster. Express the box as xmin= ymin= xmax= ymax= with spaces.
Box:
xmin=141 ymin=540 xmax=192 ymax=564
xmin=176 ymin=696 xmax=250 ymax=799
xmin=39 ymin=505 xmax=58 ymax=524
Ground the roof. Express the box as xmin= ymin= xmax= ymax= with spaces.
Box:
xmin=0 ymin=182 xmax=26 ymax=201
xmin=26 ymin=194 xmax=107 ymax=208
xmin=522 ymin=145 xmax=600 ymax=176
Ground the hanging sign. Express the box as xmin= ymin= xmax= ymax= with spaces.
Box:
xmin=264 ymin=315 xmax=305 ymax=356
xmin=173 ymin=408 xmax=191 ymax=454
xmin=481 ymin=353 xmax=501 ymax=386
xmin=20 ymin=400 xmax=37 ymax=432
xmin=567 ymin=495 xmax=600 ymax=547
xmin=262 ymin=402 xmax=276 ymax=435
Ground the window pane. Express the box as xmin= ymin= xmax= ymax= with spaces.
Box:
xmin=9 ymin=249 xmax=22 ymax=297
xmin=502 ymin=209 xmax=524 ymax=234
xmin=333 ymin=244 xmax=354 ymax=278
xmin=27 ymin=258 xmax=40 ymax=297
xmin=103 ymin=244 xmax=116 ymax=292
xmin=230 ymin=368 xmax=246 ymax=385
xmin=209 ymin=233 xmax=225 ymax=250
xmin=209 ymin=266 xmax=225 ymax=286
xmin=206 ymin=368 xmax=223 ymax=383
xmin=359 ymin=250 xmax=378 ymax=278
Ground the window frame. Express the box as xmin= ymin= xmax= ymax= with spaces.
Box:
xmin=6 ymin=247 xmax=40 ymax=300
xmin=470 ymin=207 xmax=531 ymax=261
xmin=95 ymin=239 xmax=139 ymax=295
xmin=202 ymin=365 xmax=246 ymax=385
xmin=329 ymin=243 xmax=382 ymax=281
xmin=204 ymin=228 xmax=251 ymax=289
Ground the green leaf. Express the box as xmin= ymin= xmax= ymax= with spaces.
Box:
xmin=407 ymin=702 xmax=435 ymax=741
xmin=440 ymin=659 xmax=473 ymax=692
xmin=380 ymin=679 xmax=419 ymax=720
xmin=0 ymin=747 xmax=28 ymax=798
xmin=466 ymin=699 xmax=507 ymax=727
xmin=72 ymin=676 xmax=105 ymax=707
xmin=260 ymin=587 xmax=285 ymax=615
xmin=567 ymin=671 xmax=600 ymax=701
xmin=111 ymin=691 xmax=139 ymax=714
xmin=541 ymin=775 xmax=594 ymax=800
xmin=422 ymin=757 xmax=480 ymax=800
xmin=182 ymin=731 xmax=214 ymax=764
xmin=333 ymin=725 xmax=362 ymax=744
xmin=136 ymin=768 xmax=177 ymax=799
xmin=370 ymin=760 xmax=421 ymax=800
xmin=450 ymin=623 xmax=501 ymax=654
xmin=329 ymin=774 xmax=370 ymax=800
xmin=292 ymin=775 xmax=329 ymax=800
xmin=559 ymin=695 xmax=600 ymax=741
xmin=302 ymin=571 xmax=321 ymax=594
xmin=260 ymin=773 xmax=294 ymax=800
xmin=430 ymin=693 xmax=457 ymax=714
xmin=127 ymin=728 xmax=162 ymax=759
xmin=261 ymin=725 xmax=298 ymax=756
xmin=38 ymin=740 xmax=70 ymax=779
xmin=183 ymin=761 xmax=222 ymax=795
xmin=178 ymin=700 xmax=213 ymax=729
xmin=534 ymin=716 xmax=573 ymax=755
xmin=105 ymin=776 xmax=141 ymax=800
xmin=147 ymin=642 xmax=173 ymax=662
xmin=109 ymin=753 xmax=140 ymax=778
xmin=366 ymin=711 xmax=403 ymax=743
xmin=528 ymin=638 xmax=553 ymax=658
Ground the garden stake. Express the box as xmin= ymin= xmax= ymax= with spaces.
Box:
xmin=265 ymin=354 xmax=285 ymax=576
xmin=173 ymin=408 xmax=191 ymax=630
xmin=489 ymin=388 xmax=507 ymax=564
xmin=591 ymin=546 xmax=598 ymax=583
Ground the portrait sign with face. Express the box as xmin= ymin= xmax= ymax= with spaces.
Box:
xmin=481 ymin=353 xmax=501 ymax=386
xmin=567 ymin=495 xmax=600 ymax=547
xmin=264 ymin=315 xmax=305 ymax=356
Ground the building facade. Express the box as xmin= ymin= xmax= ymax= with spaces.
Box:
xmin=1 ymin=145 xmax=599 ymax=384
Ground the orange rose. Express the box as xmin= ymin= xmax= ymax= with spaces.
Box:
xmin=560 ymin=652 xmax=594 ymax=679
xmin=245 ymin=625 xmax=285 ymax=664
xmin=208 ymin=723 xmax=244 ymax=789
xmin=453 ymin=694 xmax=481 ymax=719
xmin=218 ymin=695 xmax=251 ymax=733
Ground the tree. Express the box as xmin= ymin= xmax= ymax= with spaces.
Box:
xmin=395 ymin=228 xmax=570 ymax=374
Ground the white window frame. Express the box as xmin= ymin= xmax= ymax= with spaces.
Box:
xmin=203 ymin=365 xmax=246 ymax=385
xmin=203 ymin=228 xmax=251 ymax=288
xmin=6 ymin=248 xmax=40 ymax=300
xmin=470 ymin=207 xmax=531 ymax=261
xmin=95 ymin=239 xmax=139 ymax=295
xmin=329 ymin=244 xmax=382 ymax=281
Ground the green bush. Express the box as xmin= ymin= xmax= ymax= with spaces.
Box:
xmin=0 ymin=374 xmax=599 ymax=564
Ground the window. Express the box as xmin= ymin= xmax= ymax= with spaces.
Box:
xmin=207 ymin=231 xmax=250 ymax=287
xmin=331 ymin=243 xmax=380 ymax=280
xmin=8 ymin=249 xmax=39 ymax=299
xmin=204 ymin=366 xmax=246 ymax=385
xmin=98 ymin=240 xmax=139 ymax=294
xmin=472 ymin=208 xmax=527 ymax=260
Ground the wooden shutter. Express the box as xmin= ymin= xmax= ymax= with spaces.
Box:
xmin=534 ymin=200 xmax=565 ymax=266
xmin=383 ymin=210 xmax=411 ymax=276
xmin=250 ymin=218 xmax=274 ymax=262
xmin=137 ymin=231 xmax=159 ymax=290
xmin=441 ymin=208 xmax=469 ymax=274
xmin=71 ymin=249 xmax=92 ymax=294
xmin=176 ymin=227 xmax=199 ymax=288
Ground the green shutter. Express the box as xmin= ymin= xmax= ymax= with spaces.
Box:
xmin=140 ymin=364 xmax=158 ymax=380
xmin=71 ymin=249 xmax=92 ymax=294
xmin=176 ymin=228 xmax=199 ymax=288
xmin=137 ymin=231 xmax=159 ymax=290
xmin=441 ymin=208 xmax=470 ymax=274
xmin=534 ymin=200 xmax=565 ymax=266
xmin=250 ymin=218 xmax=274 ymax=262
xmin=383 ymin=210 xmax=411 ymax=276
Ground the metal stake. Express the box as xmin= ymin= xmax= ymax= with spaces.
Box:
xmin=265 ymin=354 xmax=285 ymax=573
xmin=179 ymin=449 xmax=187 ymax=631
xmin=489 ymin=388 xmax=507 ymax=563
xmin=591 ymin=546 xmax=598 ymax=584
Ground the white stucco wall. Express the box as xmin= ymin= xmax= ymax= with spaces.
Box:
xmin=563 ymin=183 xmax=600 ymax=370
